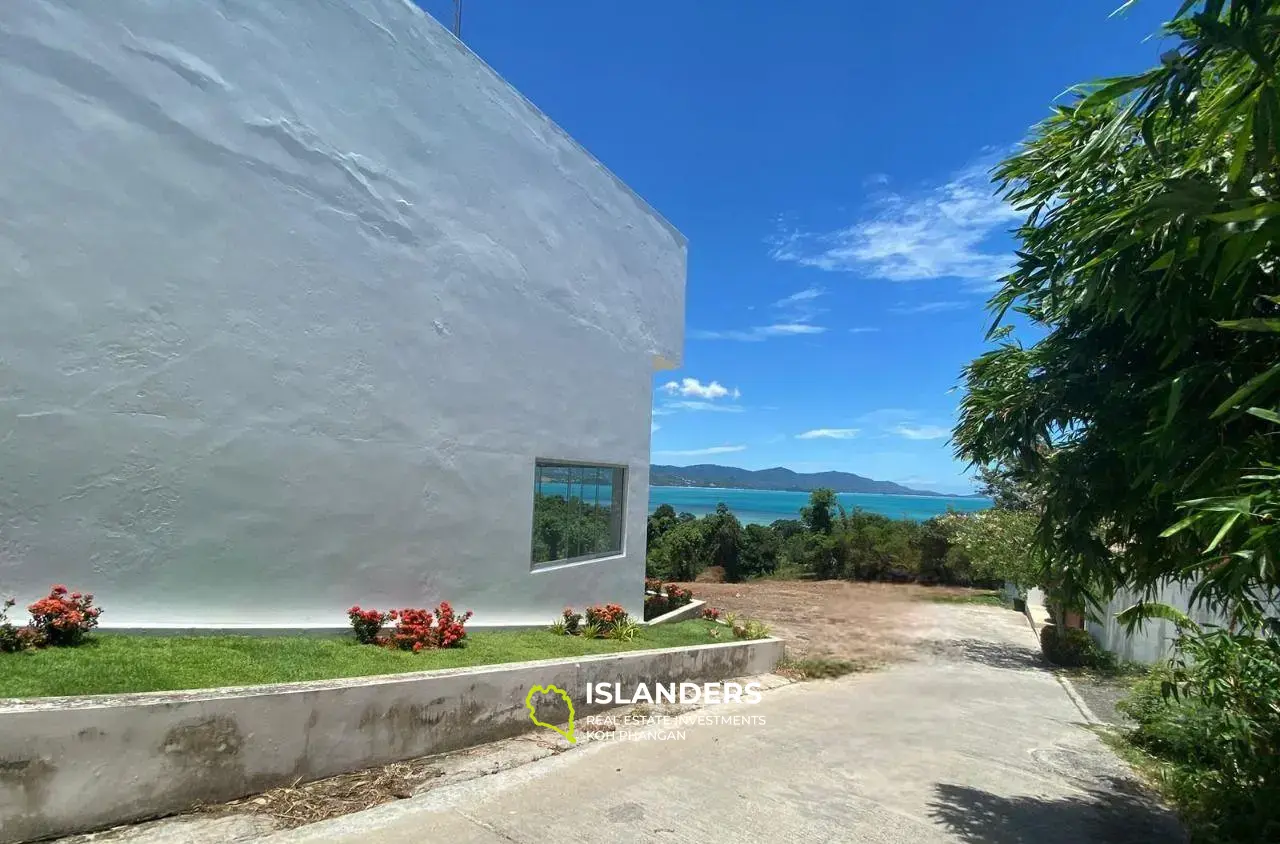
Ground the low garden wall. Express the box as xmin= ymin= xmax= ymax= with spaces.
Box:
xmin=0 ymin=638 xmax=783 ymax=844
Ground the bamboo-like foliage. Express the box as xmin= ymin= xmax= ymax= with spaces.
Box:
xmin=954 ymin=0 xmax=1280 ymax=624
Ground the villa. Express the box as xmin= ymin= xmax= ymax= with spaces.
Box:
xmin=0 ymin=0 xmax=686 ymax=626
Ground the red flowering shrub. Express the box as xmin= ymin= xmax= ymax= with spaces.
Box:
xmin=561 ymin=607 xmax=583 ymax=636
xmin=27 ymin=585 xmax=100 ymax=647
xmin=347 ymin=605 xmax=390 ymax=645
xmin=584 ymin=603 xmax=628 ymax=634
xmin=643 ymin=582 xmax=694 ymax=620
xmin=702 ymin=606 xmax=722 ymax=621
xmin=386 ymin=601 xmax=473 ymax=651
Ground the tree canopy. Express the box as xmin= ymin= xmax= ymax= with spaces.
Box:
xmin=954 ymin=0 xmax=1280 ymax=624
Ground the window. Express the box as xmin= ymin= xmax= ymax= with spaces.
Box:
xmin=531 ymin=461 xmax=625 ymax=566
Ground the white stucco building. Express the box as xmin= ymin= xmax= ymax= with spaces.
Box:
xmin=0 ymin=0 xmax=685 ymax=627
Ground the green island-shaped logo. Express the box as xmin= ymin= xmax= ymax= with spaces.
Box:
xmin=526 ymin=684 xmax=575 ymax=743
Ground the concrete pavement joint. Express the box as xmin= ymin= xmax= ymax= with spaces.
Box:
xmin=454 ymin=810 xmax=524 ymax=844
xmin=1015 ymin=589 xmax=1104 ymax=726
xmin=1054 ymin=671 xmax=1104 ymax=727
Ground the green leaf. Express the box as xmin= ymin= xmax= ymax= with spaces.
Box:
xmin=1207 ymin=202 xmax=1280 ymax=222
xmin=1216 ymin=318 xmax=1280 ymax=332
xmin=1229 ymin=107 xmax=1255 ymax=186
xmin=1206 ymin=511 xmax=1241 ymax=551
xmin=1214 ymin=363 xmax=1280 ymax=417
xmin=1247 ymin=407 xmax=1280 ymax=424
xmin=1079 ymin=70 xmax=1162 ymax=111
xmin=1165 ymin=376 xmax=1183 ymax=428
xmin=1161 ymin=514 xmax=1201 ymax=537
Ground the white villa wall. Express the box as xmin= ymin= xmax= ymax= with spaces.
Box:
xmin=0 ymin=0 xmax=685 ymax=626
xmin=1088 ymin=580 xmax=1279 ymax=665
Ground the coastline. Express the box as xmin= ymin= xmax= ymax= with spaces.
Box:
xmin=648 ymin=484 xmax=986 ymax=502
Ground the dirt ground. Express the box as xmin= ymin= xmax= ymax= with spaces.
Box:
xmin=680 ymin=579 xmax=988 ymax=666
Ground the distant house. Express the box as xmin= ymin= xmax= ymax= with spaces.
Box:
xmin=0 ymin=0 xmax=685 ymax=626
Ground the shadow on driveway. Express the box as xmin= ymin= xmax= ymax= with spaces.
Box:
xmin=929 ymin=780 xmax=1187 ymax=843
xmin=923 ymin=638 xmax=1048 ymax=671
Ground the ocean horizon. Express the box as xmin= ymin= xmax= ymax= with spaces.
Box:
xmin=648 ymin=485 xmax=990 ymax=524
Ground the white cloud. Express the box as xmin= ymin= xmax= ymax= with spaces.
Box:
xmin=893 ymin=424 xmax=950 ymax=440
xmin=693 ymin=286 xmax=827 ymax=342
xmin=691 ymin=323 xmax=827 ymax=342
xmin=891 ymin=301 xmax=966 ymax=315
xmin=796 ymin=428 xmax=860 ymax=440
xmin=651 ymin=421 xmax=660 ymax=433
xmin=864 ymin=173 xmax=891 ymax=187
xmin=660 ymin=378 xmax=740 ymax=400
xmin=770 ymin=155 xmax=1020 ymax=289
xmin=773 ymin=287 xmax=824 ymax=307
xmin=663 ymin=400 xmax=745 ymax=413
xmin=653 ymin=445 xmax=747 ymax=457
xmin=848 ymin=327 xmax=880 ymax=334
xmin=854 ymin=409 xmax=952 ymax=441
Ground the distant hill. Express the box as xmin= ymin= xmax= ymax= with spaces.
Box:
xmin=649 ymin=463 xmax=979 ymax=498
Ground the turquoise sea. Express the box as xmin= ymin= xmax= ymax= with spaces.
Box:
xmin=648 ymin=486 xmax=991 ymax=524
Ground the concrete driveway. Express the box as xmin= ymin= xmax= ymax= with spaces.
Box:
xmin=257 ymin=602 xmax=1184 ymax=844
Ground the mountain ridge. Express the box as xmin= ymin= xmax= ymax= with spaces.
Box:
xmin=649 ymin=463 xmax=980 ymax=498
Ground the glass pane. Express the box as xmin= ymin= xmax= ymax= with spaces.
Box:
xmin=532 ymin=461 xmax=625 ymax=565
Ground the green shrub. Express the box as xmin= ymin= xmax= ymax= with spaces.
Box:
xmin=1038 ymin=624 xmax=1114 ymax=670
xmin=732 ymin=618 xmax=771 ymax=640
xmin=609 ymin=619 xmax=641 ymax=642
xmin=0 ymin=598 xmax=38 ymax=653
xmin=1116 ymin=630 xmax=1280 ymax=844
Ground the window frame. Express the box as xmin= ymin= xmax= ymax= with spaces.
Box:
xmin=529 ymin=458 xmax=627 ymax=570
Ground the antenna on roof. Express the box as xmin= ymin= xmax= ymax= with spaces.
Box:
xmin=452 ymin=0 xmax=462 ymax=37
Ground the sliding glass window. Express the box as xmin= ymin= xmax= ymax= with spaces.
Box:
xmin=531 ymin=461 xmax=625 ymax=566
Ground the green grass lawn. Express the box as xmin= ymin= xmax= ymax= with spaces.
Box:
xmin=0 ymin=621 xmax=725 ymax=699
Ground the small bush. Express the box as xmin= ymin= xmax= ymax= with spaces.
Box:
xmin=609 ymin=619 xmax=641 ymax=642
xmin=0 ymin=598 xmax=38 ymax=653
xmin=732 ymin=618 xmax=771 ymax=640
xmin=643 ymin=582 xmax=693 ymax=621
xmin=28 ymin=585 xmax=100 ymax=647
xmin=385 ymin=602 xmax=473 ymax=652
xmin=585 ymin=603 xmax=628 ymax=634
xmin=579 ymin=622 xmax=602 ymax=640
xmin=347 ymin=605 xmax=390 ymax=645
xmin=1113 ymin=629 xmax=1280 ymax=843
xmin=548 ymin=619 xmax=568 ymax=635
xmin=1039 ymin=624 xmax=1113 ymax=670
xmin=561 ymin=607 xmax=582 ymax=636
xmin=702 ymin=606 xmax=722 ymax=621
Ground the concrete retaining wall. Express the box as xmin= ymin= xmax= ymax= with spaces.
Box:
xmin=0 ymin=639 xmax=782 ymax=843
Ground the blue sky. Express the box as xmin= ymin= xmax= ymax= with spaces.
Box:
xmin=417 ymin=0 xmax=1172 ymax=494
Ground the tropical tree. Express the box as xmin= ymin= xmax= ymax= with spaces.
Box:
xmin=704 ymin=503 xmax=746 ymax=581
xmin=647 ymin=519 xmax=707 ymax=581
xmin=954 ymin=0 xmax=1280 ymax=626
xmin=943 ymin=508 xmax=1041 ymax=594
xmin=800 ymin=488 xmax=840 ymax=535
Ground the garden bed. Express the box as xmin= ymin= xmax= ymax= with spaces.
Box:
xmin=0 ymin=620 xmax=722 ymax=698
